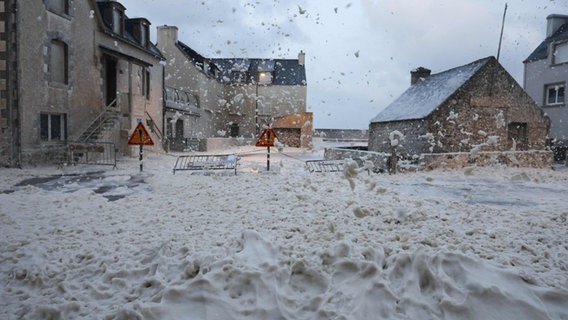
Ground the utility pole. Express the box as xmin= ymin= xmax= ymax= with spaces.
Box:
xmin=497 ymin=3 xmax=508 ymax=61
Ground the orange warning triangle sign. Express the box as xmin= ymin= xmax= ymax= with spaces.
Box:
xmin=128 ymin=122 xmax=154 ymax=145
xmin=256 ymin=127 xmax=277 ymax=147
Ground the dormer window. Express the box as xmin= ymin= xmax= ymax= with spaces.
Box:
xmin=126 ymin=18 xmax=151 ymax=48
xmin=101 ymin=1 xmax=126 ymax=36
xmin=553 ymin=42 xmax=568 ymax=65
xmin=112 ymin=7 xmax=124 ymax=35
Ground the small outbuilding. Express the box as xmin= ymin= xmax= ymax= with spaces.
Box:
xmin=368 ymin=56 xmax=551 ymax=168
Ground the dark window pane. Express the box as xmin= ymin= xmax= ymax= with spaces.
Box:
xmin=548 ymin=87 xmax=556 ymax=103
xmin=51 ymin=114 xmax=61 ymax=140
xmin=40 ymin=114 xmax=49 ymax=140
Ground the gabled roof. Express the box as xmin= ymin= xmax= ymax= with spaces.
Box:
xmin=176 ymin=40 xmax=306 ymax=86
xmin=524 ymin=22 xmax=568 ymax=63
xmin=370 ymin=57 xmax=492 ymax=123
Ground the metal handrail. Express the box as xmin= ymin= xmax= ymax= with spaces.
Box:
xmin=145 ymin=110 xmax=164 ymax=141
xmin=78 ymin=98 xmax=118 ymax=142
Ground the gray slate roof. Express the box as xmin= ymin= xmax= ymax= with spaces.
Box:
xmin=370 ymin=57 xmax=491 ymax=123
xmin=177 ymin=41 xmax=306 ymax=86
xmin=524 ymin=22 xmax=568 ymax=63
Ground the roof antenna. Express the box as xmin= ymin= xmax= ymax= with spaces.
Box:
xmin=496 ymin=3 xmax=508 ymax=61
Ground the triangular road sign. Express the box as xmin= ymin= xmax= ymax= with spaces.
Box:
xmin=256 ymin=127 xmax=277 ymax=147
xmin=128 ymin=122 xmax=154 ymax=146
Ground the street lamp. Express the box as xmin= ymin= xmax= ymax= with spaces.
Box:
xmin=255 ymin=71 xmax=266 ymax=135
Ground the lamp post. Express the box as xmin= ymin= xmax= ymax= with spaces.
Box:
xmin=255 ymin=71 xmax=266 ymax=135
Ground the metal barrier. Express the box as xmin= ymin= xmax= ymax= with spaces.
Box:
xmin=64 ymin=142 xmax=117 ymax=169
xmin=173 ymin=154 xmax=239 ymax=175
xmin=305 ymin=160 xmax=345 ymax=173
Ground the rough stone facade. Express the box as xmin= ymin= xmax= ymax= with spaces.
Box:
xmin=369 ymin=57 xmax=551 ymax=167
xmin=0 ymin=0 xmax=164 ymax=167
xmin=422 ymin=150 xmax=554 ymax=170
xmin=0 ymin=0 xmax=17 ymax=166
xmin=157 ymin=26 xmax=308 ymax=151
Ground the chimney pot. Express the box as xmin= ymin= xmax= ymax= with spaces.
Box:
xmin=410 ymin=67 xmax=431 ymax=85
xmin=298 ymin=50 xmax=305 ymax=66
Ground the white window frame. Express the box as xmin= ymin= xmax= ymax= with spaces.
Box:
xmin=545 ymin=83 xmax=565 ymax=106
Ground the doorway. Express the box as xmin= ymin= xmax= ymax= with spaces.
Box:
xmin=104 ymin=56 xmax=118 ymax=107
xmin=508 ymin=122 xmax=528 ymax=151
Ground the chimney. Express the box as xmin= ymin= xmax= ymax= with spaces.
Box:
xmin=298 ymin=50 xmax=305 ymax=66
xmin=410 ymin=67 xmax=431 ymax=85
xmin=157 ymin=25 xmax=178 ymax=45
xmin=546 ymin=14 xmax=568 ymax=38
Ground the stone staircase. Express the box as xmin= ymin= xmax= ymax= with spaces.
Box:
xmin=77 ymin=102 xmax=120 ymax=143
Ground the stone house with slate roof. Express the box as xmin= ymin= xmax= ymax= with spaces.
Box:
xmin=157 ymin=26 xmax=311 ymax=151
xmin=524 ymin=14 xmax=568 ymax=161
xmin=0 ymin=0 xmax=165 ymax=167
xmin=369 ymin=56 xmax=551 ymax=168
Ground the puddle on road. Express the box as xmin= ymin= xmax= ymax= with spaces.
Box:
xmin=5 ymin=171 xmax=151 ymax=202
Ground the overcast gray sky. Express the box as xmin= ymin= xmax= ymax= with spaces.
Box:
xmin=117 ymin=0 xmax=568 ymax=129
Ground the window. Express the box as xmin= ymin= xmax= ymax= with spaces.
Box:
xmin=545 ymin=84 xmax=565 ymax=106
xmin=50 ymin=40 xmax=68 ymax=85
xmin=46 ymin=0 xmax=69 ymax=16
xmin=140 ymin=22 xmax=149 ymax=47
xmin=553 ymin=42 xmax=568 ymax=65
xmin=40 ymin=113 xmax=67 ymax=141
xmin=112 ymin=8 xmax=124 ymax=35
xmin=508 ymin=122 xmax=528 ymax=151
xmin=143 ymin=69 xmax=150 ymax=100
xmin=231 ymin=71 xmax=248 ymax=84
xmin=165 ymin=87 xmax=176 ymax=101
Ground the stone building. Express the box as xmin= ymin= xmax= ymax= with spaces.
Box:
xmin=0 ymin=0 xmax=164 ymax=167
xmin=369 ymin=56 xmax=551 ymax=168
xmin=524 ymin=14 xmax=568 ymax=161
xmin=156 ymin=26 xmax=310 ymax=151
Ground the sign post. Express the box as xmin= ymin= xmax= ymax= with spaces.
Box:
xmin=127 ymin=122 xmax=154 ymax=172
xmin=255 ymin=127 xmax=277 ymax=171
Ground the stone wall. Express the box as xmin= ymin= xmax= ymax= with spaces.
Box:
xmin=324 ymin=147 xmax=389 ymax=171
xmin=315 ymin=129 xmax=368 ymax=141
xmin=368 ymin=119 xmax=427 ymax=157
xmin=422 ymin=150 xmax=554 ymax=170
